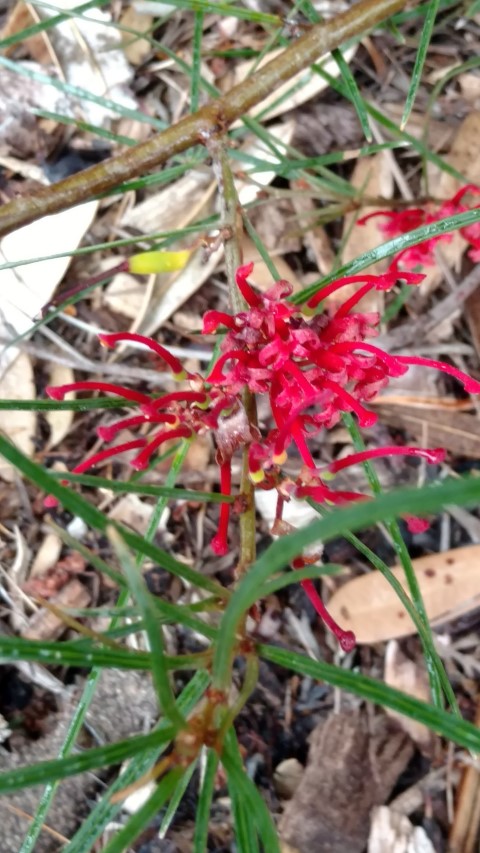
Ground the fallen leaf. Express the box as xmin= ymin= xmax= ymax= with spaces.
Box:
xmin=108 ymin=493 xmax=169 ymax=536
xmin=368 ymin=806 xmax=435 ymax=853
xmin=29 ymin=533 xmax=63 ymax=578
xmin=22 ymin=578 xmax=90 ymax=641
xmin=45 ymin=363 xmax=75 ymax=449
xmin=0 ymin=1 xmax=53 ymax=63
xmin=120 ymin=7 xmax=153 ymax=66
xmin=384 ymin=640 xmax=432 ymax=751
xmin=0 ymin=352 xmax=35 ymax=482
xmin=37 ymin=0 xmax=136 ymax=127
xmin=231 ymin=45 xmax=357 ymax=121
xmin=0 ymin=200 xmax=97 ymax=379
xmin=373 ymin=403 xmax=480 ymax=459
xmin=328 ymin=546 xmax=480 ymax=645
xmin=339 ymin=153 xmax=394 ymax=312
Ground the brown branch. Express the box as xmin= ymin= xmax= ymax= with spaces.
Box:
xmin=0 ymin=0 xmax=410 ymax=238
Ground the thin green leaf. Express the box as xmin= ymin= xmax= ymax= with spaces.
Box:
xmin=63 ymin=671 xmax=210 ymax=853
xmin=295 ymin=207 xmax=480 ymax=304
xmin=191 ymin=11 xmax=204 ymax=113
xmin=159 ymin=760 xmax=198 ymax=838
xmin=193 ymin=749 xmax=219 ymax=853
xmin=0 ymin=728 xmax=175 ymax=794
xmin=109 ymin=528 xmax=186 ymax=727
xmin=223 ymin=730 xmax=280 ymax=853
xmin=0 ymin=0 xmax=111 ymax=49
xmin=260 ymin=645 xmax=480 ymax=753
xmin=401 ymin=0 xmax=440 ymax=128
xmin=101 ymin=769 xmax=184 ymax=853
xmin=212 ymin=474 xmax=480 ymax=688
xmin=0 ymin=56 xmax=166 ymax=129
xmin=55 ymin=471 xmax=233 ymax=503
xmin=0 ymin=634 xmax=208 ymax=672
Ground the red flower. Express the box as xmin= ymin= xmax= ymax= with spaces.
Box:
xmin=358 ymin=184 xmax=480 ymax=270
xmin=44 ymin=263 xmax=480 ymax=650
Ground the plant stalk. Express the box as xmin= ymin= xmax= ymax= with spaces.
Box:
xmin=0 ymin=0 xmax=410 ymax=237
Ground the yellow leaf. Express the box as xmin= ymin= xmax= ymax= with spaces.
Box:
xmin=128 ymin=250 xmax=191 ymax=275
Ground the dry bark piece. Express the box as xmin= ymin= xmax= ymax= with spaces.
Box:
xmin=449 ymin=699 xmax=480 ymax=853
xmin=328 ymin=546 xmax=480 ymax=645
xmin=279 ymin=711 xmax=413 ymax=853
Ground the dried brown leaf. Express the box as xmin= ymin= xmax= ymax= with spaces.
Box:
xmin=0 ymin=352 xmax=35 ymax=482
xmin=328 ymin=546 xmax=480 ymax=645
xmin=45 ymin=363 xmax=75 ymax=449
xmin=384 ymin=641 xmax=432 ymax=751
xmin=120 ymin=7 xmax=153 ymax=66
xmin=22 ymin=579 xmax=90 ymax=641
xmin=374 ymin=403 xmax=480 ymax=459
xmin=339 ymin=153 xmax=393 ymax=312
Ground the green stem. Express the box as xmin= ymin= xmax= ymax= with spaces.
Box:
xmin=214 ymin=139 xmax=257 ymax=574
xmin=0 ymin=0 xmax=411 ymax=237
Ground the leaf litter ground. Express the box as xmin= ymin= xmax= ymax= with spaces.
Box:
xmin=1 ymin=2 xmax=480 ymax=852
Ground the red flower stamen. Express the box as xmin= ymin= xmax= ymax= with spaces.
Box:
xmin=130 ymin=426 xmax=192 ymax=470
xmin=202 ymin=311 xmax=238 ymax=334
xmin=292 ymin=557 xmax=356 ymax=651
xmin=395 ymin=356 xmax=480 ymax=394
xmin=46 ymin=382 xmax=150 ymax=405
xmin=326 ymin=446 xmax=445 ymax=475
xmin=211 ymin=460 xmax=232 ymax=556
xmin=235 ymin=262 xmax=262 ymax=307
xmin=98 ymin=332 xmax=189 ymax=380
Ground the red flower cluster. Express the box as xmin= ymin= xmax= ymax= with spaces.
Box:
xmin=45 ymin=263 xmax=480 ymax=650
xmin=359 ymin=185 xmax=480 ymax=270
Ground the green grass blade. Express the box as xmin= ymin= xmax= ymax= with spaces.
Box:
xmin=109 ymin=528 xmax=186 ymax=727
xmin=260 ymin=645 xmax=480 ymax=752
xmin=223 ymin=730 xmax=280 ymax=853
xmin=0 ymin=0 xmax=111 ymax=49
xmin=295 ymin=207 xmax=480 ymax=303
xmin=211 ymin=474 xmax=480 ymax=688
xmin=100 ymin=769 xmax=184 ymax=853
xmin=0 ymin=728 xmax=175 ymax=794
xmin=191 ymin=11 xmax=204 ymax=113
xmin=193 ymin=749 xmax=219 ymax=853
xmin=342 ymin=412 xmax=456 ymax=712
xmin=159 ymin=760 xmax=198 ymax=838
xmin=0 ymin=55 xmax=166 ymax=129
xmin=401 ymin=0 xmax=440 ymax=129
xmin=55 ymin=471 xmax=232 ymax=504
xmin=0 ymin=435 xmax=226 ymax=598
xmin=0 ymin=634 xmax=208 ymax=672
xmin=63 ymin=671 xmax=209 ymax=853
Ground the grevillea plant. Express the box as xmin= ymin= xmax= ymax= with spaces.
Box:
xmin=45 ymin=260 xmax=480 ymax=651
xmin=359 ymin=184 xmax=480 ymax=269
